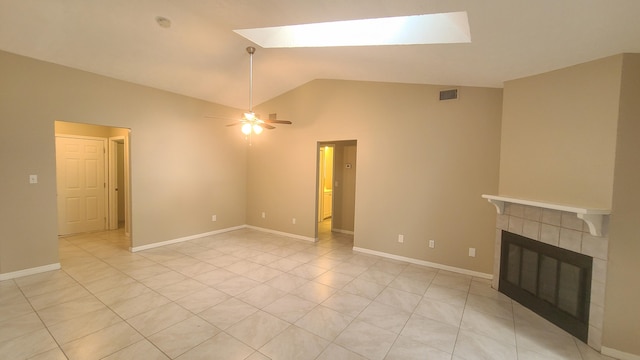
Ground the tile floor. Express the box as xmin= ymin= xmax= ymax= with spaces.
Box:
xmin=0 ymin=224 xmax=617 ymax=359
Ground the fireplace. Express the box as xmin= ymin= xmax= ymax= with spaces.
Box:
xmin=499 ymin=230 xmax=592 ymax=341
xmin=482 ymin=195 xmax=610 ymax=351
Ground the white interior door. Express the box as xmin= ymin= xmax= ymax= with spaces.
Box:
xmin=56 ymin=136 xmax=107 ymax=235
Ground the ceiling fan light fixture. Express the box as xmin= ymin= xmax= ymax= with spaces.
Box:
xmin=253 ymin=124 xmax=263 ymax=134
xmin=241 ymin=123 xmax=252 ymax=135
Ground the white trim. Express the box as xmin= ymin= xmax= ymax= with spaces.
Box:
xmin=352 ymin=246 xmax=493 ymax=279
xmin=246 ymin=225 xmax=316 ymax=243
xmin=0 ymin=263 xmax=61 ymax=281
xmin=131 ymin=226 xmax=245 ymax=252
xmin=601 ymin=346 xmax=640 ymax=360
xmin=481 ymin=194 xmax=610 ymax=236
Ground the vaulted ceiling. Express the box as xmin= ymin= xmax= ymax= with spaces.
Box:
xmin=1 ymin=0 xmax=639 ymax=110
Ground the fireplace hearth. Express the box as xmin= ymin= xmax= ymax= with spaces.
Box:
xmin=499 ymin=230 xmax=592 ymax=342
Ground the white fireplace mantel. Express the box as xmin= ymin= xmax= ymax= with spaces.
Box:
xmin=481 ymin=195 xmax=610 ymax=237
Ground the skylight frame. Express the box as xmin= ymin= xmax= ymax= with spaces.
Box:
xmin=233 ymin=11 xmax=471 ymax=48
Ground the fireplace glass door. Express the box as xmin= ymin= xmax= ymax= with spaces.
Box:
xmin=499 ymin=231 xmax=592 ymax=342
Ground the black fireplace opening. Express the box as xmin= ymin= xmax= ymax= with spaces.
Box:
xmin=499 ymin=231 xmax=592 ymax=342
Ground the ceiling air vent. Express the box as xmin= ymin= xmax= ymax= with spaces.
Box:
xmin=439 ymin=89 xmax=458 ymax=101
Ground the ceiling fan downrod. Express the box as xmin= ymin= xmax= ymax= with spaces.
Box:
xmin=247 ymin=46 xmax=255 ymax=113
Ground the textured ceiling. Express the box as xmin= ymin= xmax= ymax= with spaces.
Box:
xmin=1 ymin=0 xmax=639 ymax=110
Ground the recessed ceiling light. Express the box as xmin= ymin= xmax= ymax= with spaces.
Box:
xmin=155 ymin=16 xmax=172 ymax=29
xmin=234 ymin=12 xmax=470 ymax=48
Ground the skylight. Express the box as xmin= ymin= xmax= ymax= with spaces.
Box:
xmin=233 ymin=12 xmax=471 ymax=48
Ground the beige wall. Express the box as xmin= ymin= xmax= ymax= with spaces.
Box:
xmin=500 ymin=55 xmax=622 ymax=209
xmin=250 ymin=80 xmax=503 ymax=274
xmin=55 ymin=121 xmax=129 ymax=138
xmin=500 ymin=53 xmax=640 ymax=356
xmin=603 ymin=54 xmax=640 ymax=356
xmin=0 ymin=50 xmax=247 ymax=274
xmin=331 ymin=141 xmax=357 ymax=233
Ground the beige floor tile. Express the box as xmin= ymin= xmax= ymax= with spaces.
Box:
xmin=198 ymin=297 xmax=258 ymax=330
xmin=460 ymin=307 xmax=516 ymax=346
xmin=0 ymin=312 xmax=45 ymax=343
xmin=296 ymin=305 xmax=353 ymax=341
xmin=148 ymin=315 xmax=219 ymax=358
xmin=465 ymin=293 xmax=513 ymax=320
xmin=174 ymin=287 xmax=230 ymax=313
xmin=176 ymin=332 xmax=254 ymax=360
xmin=61 ymin=321 xmax=143 ymax=360
xmin=375 ymin=287 xmax=422 ymax=313
xmin=93 ymin=281 xmax=152 ymax=306
xmin=102 ymin=339 xmax=170 ymax=360
xmin=37 ymin=295 xmax=107 ymax=326
xmin=263 ymin=293 xmax=317 ymax=322
xmin=226 ymin=310 xmax=290 ymax=349
xmin=453 ymin=329 xmax=518 ymax=360
xmin=386 ymin=335 xmax=451 ymax=360
xmin=315 ymin=270 xmax=356 ymax=289
xmin=316 ymin=343 xmax=368 ymax=360
xmin=414 ymin=297 xmax=465 ymax=327
xmin=291 ymin=280 xmax=337 ymax=303
xmin=401 ymin=314 xmax=459 ymax=354
xmin=342 ymin=277 xmax=386 ymax=299
xmin=235 ymin=283 xmax=287 ymax=308
xmin=0 ymin=328 xmax=59 ymax=359
xmin=48 ymin=307 xmax=122 ymax=344
xmin=322 ymin=291 xmax=371 ymax=318
xmin=334 ymin=320 xmax=397 ymax=360
xmin=109 ymin=290 xmax=172 ymax=319
xmin=28 ymin=347 xmax=69 ymax=360
xmin=28 ymin=283 xmax=92 ymax=311
xmin=259 ymin=325 xmax=329 ymax=360
xmin=357 ymin=301 xmax=411 ymax=334
xmin=5 ymin=229 xmax=611 ymax=360
xmin=126 ymin=302 xmax=192 ymax=336
xmin=155 ymin=278 xmax=209 ymax=301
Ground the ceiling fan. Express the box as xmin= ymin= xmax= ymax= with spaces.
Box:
xmin=216 ymin=46 xmax=292 ymax=136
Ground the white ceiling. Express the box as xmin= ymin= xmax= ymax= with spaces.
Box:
xmin=1 ymin=0 xmax=639 ymax=110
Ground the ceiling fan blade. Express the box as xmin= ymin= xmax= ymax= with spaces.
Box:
xmin=263 ymin=119 xmax=292 ymax=124
xmin=261 ymin=123 xmax=276 ymax=130
xmin=226 ymin=122 xmax=241 ymax=127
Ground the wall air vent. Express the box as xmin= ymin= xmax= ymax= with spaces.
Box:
xmin=439 ymin=89 xmax=458 ymax=101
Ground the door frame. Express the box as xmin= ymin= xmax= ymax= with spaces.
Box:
xmin=108 ymin=136 xmax=129 ymax=233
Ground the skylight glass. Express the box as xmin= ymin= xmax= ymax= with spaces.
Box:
xmin=234 ymin=12 xmax=470 ymax=48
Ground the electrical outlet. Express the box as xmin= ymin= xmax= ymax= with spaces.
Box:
xmin=29 ymin=175 xmax=38 ymax=184
xmin=469 ymin=248 xmax=476 ymax=257
xmin=429 ymin=240 xmax=435 ymax=248
xmin=211 ymin=215 xmax=217 ymax=222
xmin=398 ymin=234 xmax=404 ymax=243
xmin=292 ymin=218 xmax=296 ymax=224
xmin=261 ymin=212 xmax=266 ymax=219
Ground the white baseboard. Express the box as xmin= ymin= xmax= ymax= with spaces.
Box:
xmin=602 ymin=346 xmax=640 ymax=360
xmin=131 ymin=225 xmax=246 ymax=252
xmin=0 ymin=263 xmax=61 ymax=281
xmin=332 ymin=228 xmax=355 ymax=235
xmin=352 ymin=246 xmax=493 ymax=279
xmin=246 ymin=225 xmax=316 ymax=243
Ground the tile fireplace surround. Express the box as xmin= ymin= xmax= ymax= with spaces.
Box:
xmin=483 ymin=196 xmax=610 ymax=352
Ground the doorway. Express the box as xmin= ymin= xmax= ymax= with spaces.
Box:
xmin=316 ymin=140 xmax=357 ymax=240
xmin=54 ymin=121 xmax=131 ymax=241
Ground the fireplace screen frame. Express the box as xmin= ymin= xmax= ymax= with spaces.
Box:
xmin=499 ymin=230 xmax=592 ymax=342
